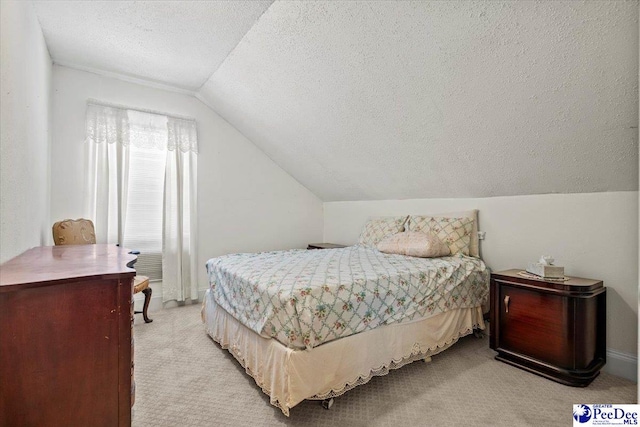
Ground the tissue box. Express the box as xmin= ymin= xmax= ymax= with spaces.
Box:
xmin=526 ymin=263 xmax=565 ymax=278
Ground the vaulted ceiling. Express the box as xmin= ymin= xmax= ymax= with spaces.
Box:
xmin=32 ymin=0 xmax=273 ymax=90
xmin=32 ymin=1 xmax=638 ymax=201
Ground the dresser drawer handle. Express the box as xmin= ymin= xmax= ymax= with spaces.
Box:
xmin=504 ymin=295 xmax=510 ymax=313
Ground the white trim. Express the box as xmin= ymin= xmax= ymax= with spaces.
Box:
xmin=194 ymin=92 xmax=215 ymax=110
xmin=87 ymin=98 xmax=196 ymax=122
xmin=132 ymin=284 xmax=206 ymax=314
xmin=133 ymin=288 xmax=163 ymax=314
xmin=54 ymin=61 xmax=197 ymax=96
xmin=605 ymin=348 xmax=638 ymax=382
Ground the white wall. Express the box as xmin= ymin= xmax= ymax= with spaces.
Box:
xmin=50 ymin=65 xmax=323 ymax=299
xmin=324 ymin=192 xmax=638 ymax=380
xmin=0 ymin=1 xmax=52 ymax=263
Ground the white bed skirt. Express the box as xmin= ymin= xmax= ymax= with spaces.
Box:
xmin=202 ymin=289 xmax=485 ymax=416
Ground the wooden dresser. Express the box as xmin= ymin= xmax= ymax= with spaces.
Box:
xmin=489 ymin=269 xmax=606 ymax=387
xmin=0 ymin=245 xmax=137 ymax=426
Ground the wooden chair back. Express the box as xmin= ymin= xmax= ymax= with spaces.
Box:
xmin=52 ymin=219 xmax=97 ymax=246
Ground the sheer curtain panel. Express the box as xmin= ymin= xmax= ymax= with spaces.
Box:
xmin=85 ymin=104 xmax=130 ymax=244
xmin=162 ymin=117 xmax=198 ymax=302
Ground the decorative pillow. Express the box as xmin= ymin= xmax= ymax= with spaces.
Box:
xmin=406 ymin=216 xmax=474 ymax=255
xmin=377 ymin=232 xmax=451 ymax=258
xmin=407 ymin=210 xmax=479 ymax=257
xmin=357 ymin=216 xmax=408 ymax=247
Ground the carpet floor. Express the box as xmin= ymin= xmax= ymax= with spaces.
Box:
xmin=132 ymin=303 xmax=636 ymax=427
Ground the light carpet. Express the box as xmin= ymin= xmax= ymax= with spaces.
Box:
xmin=132 ymin=303 xmax=636 ymax=427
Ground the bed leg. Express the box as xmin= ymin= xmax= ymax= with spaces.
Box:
xmin=321 ymin=398 xmax=334 ymax=410
xmin=422 ymin=356 xmax=432 ymax=363
xmin=473 ymin=328 xmax=484 ymax=338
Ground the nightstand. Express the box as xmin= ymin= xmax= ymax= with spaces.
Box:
xmin=307 ymin=243 xmax=348 ymax=250
xmin=489 ymin=269 xmax=606 ymax=387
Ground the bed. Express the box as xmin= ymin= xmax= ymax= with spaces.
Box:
xmin=202 ymin=211 xmax=489 ymax=416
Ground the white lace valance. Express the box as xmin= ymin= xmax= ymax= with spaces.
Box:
xmin=167 ymin=117 xmax=198 ymax=153
xmin=85 ymin=102 xmax=198 ymax=153
xmin=85 ymin=104 xmax=130 ymax=145
xmin=127 ymin=109 xmax=168 ymax=151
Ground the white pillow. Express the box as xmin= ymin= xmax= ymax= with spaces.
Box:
xmin=357 ymin=216 xmax=408 ymax=247
xmin=377 ymin=232 xmax=451 ymax=258
xmin=407 ymin=210 xmax=480 ymax=257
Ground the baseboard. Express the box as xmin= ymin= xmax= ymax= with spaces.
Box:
xmin=132 ymin=285 xmax=208 ymax=313
xmin=604 ymin=348 xmax=637 ymax=383
xmin=133 ymin=290 xmax=163 ymax=313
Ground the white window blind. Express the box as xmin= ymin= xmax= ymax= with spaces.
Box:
xmin=122 ymin=111 xmax=167 ymax=281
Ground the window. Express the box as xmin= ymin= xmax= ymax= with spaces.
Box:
xmin=122 ymin=111 xmax=167 ymax=281
xmin=86 ymin=101 xmax=198 ymax=302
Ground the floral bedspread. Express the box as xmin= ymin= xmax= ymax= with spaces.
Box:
xmin=206 ymin=246 xmax=489 ymax=350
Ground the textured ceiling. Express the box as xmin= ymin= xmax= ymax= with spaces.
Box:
xmin=30 ymin=1 xmax=639 ymax=201
xmin=32 ymin=0 xmax=272 ymax=90
xmin=199 ymin=1 xmax=639 ymax=201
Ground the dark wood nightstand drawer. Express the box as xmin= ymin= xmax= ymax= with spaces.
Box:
xmin=490 ymin=269 xmax=606 ymax=387
xmin=498 ymin=284 xmax=570 ymax=368
xmin=307 ymin=243 xmax=347 ymax=250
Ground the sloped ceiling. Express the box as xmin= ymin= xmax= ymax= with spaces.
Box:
xmin=198 ymin=1 xmax=638 ymax=201
xmin=32 ymin=1 xmax=638 ymax=201
xmin=32 ymin=0 xmax=272 ymax=91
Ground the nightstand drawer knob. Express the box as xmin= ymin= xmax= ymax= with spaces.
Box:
xmin=504 ymin=295 xmax=510 ymax=313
